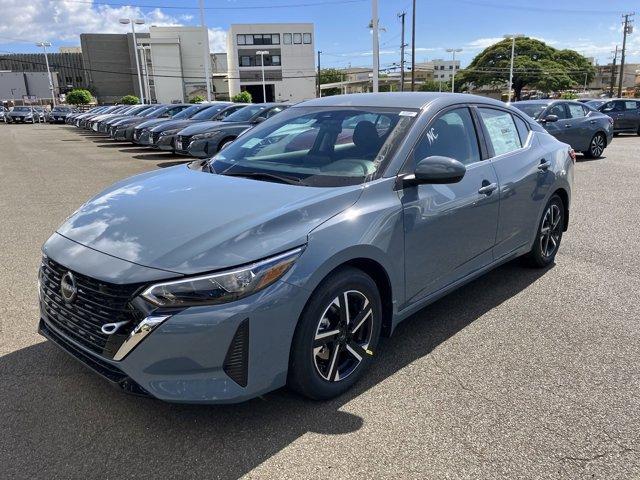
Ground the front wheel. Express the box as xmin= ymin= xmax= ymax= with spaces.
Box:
xmin=288 ymin=267 xmax=382 ymax=400
xmin=583 ymin=132 xmax=606 ymax=158
xmin=525 ymin=195 xmax=564 ymax=268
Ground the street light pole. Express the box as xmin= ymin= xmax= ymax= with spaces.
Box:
xmin=199 ymin=0 xmax=212 ymax=102
xmin=256 ymin=50 xmax=269 ymax=102
xmin=445 ymin=48 xmax=462 ymax=93
xmin=36 ymin=42 xmax=56 ymax=106
xmin=371 ymin=0 xmax=379 ymax=92
xmin=504 ymin=34 xmax=524 ymax=102
xmin=120 ymin=18 xmax=146 ymax=104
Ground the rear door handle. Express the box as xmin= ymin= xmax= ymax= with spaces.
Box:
xmin=589 ymin=120 xmax=596 ymax=124
xmin=538 ymin=159 xmax=551 ymax=171
xmin=564 ymin=124 xmax=571 ymax=128
xmin=478 ymin=182 xmax=498 ymax=195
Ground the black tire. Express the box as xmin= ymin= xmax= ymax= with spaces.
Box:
xmin=583 ymin=132 xmax=606 ymax=158
xmin=218 ymin=138 xmax=235 ymax=152
xmin=288 ymin=267 xmax=382 ymax=400
xmin=525 ymin=194 xmax=564 ymax=268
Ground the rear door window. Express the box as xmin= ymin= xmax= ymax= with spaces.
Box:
xmin=414 ymin=107 xmax=481 ymax=165
xmin=513 ymin=115 xmax=530 ymax=145
xmin=546 ymin=103 xmax=568 ymax=119
xmin=478 ymin=108 xmax=522 ymax=156
xmin=568 ymin=104 xmax=586 ymax=118
xmin=625 ymin=101 xmax=639 ymax=111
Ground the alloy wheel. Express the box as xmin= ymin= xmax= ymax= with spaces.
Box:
xmin=590 ymin=134 xmax=605 ymax=157
xmin=313 ymin=290 xmax=373 ymax=382
xmin=539 ymin=203 xmax=562 ymax=258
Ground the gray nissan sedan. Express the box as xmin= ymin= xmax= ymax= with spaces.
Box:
xmin=39 ymin=93 xmax=574 ymax=404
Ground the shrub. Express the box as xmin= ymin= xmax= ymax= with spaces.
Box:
xmin=232 ymin=91 xmax=252 ymax=103
xmin=66 ymin=89 xmax=93 ymax=105
xmin=120 ymin=95 xmax=140 ymax=105
xmin=189 ymin=95 xmax=205 ymax=104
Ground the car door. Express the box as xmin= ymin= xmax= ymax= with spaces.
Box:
xmin=565 ymin=102 xmax=592 ymax=151
xmin=401 ymin=106 xmax=500 ymax=303
xmin=477 ymin=107 xmax=553 ymax=260
xmin=541 ymin=103 xmax=570 ymax=144
xmin=623 ymin=100 xmax=640 ymax=132
xmin=601 ymin=101 xmax=626 ymax=131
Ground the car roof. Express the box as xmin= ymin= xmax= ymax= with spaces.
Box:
xmin=298 ymin=92 xmax=508 ymax=110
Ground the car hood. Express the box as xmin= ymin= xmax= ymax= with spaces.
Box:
xmin=137 ymin=118 xmax=172 ymax=130
xmin=151 ymin=119 xmax=195 ymax=132
xmin=56 ymin=165 xmax=362 ymax=274
xmin=177 ymin=120 xmax=229 ymax=136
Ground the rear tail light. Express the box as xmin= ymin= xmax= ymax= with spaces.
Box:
xmin=569 ymin=148 xmax=576 ymax=163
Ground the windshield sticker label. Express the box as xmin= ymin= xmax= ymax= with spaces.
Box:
xmin=426 ymin=127 xmax=439 ymax=145
xmin=399 ymin=111 xmax=417 ymax=117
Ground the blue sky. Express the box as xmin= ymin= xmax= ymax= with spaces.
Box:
xmin=1 ymin=0 xmax=639 ymax=68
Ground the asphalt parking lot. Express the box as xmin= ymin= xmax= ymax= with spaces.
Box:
xmin=1 ymin=123 xmax=639 ymax=479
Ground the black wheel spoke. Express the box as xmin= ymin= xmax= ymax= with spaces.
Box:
xmin=326 ymin=344 xmax=342 ymax=381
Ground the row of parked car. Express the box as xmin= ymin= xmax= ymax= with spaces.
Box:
xmin=511 ymin=98 xmax=640 ymax=158
xmin=63 ymin=101 xmax=289 ymax=158
xmin=1 ymin=105 xmax=80 ymax=123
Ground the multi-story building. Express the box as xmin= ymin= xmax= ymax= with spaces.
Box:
xmin=421 ymin=58 xmax=460 ymax=83
xmin=81 ymin=33 xmax=149 ymax=104
xmin=0 ymin=52 xmax=87 ymax=98
xmin=227 ymin=23 xmax=316 ymax=103
xmin=588 ymin=62 xmax=640 ymax=93
xmin=0 ymin=71 xmax=60 ymax=105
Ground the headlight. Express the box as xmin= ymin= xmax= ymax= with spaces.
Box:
xmin=191 ymin=131 xmax=221 ymax=141
xmin=160 ymin=129 xmax=179 ymax=136
xmin=140 ymin=246 xmax=304 ymax=307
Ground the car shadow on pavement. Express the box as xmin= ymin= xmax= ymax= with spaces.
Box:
xmin=0 ymin=260 xmax=550 ymax=479
xmin=157 ymin=160 xmax=191 ymax=168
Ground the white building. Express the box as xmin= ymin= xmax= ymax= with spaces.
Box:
xmin=425 ymin=58 xmax=461 ymax=83
xmin=226 ymin=23 xmax=316 ymax=103
xmin=139 ymin=26 xmax=211 ymax=103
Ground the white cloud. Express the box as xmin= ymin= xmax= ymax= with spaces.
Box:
xmin=208 ymin=27 xmax=227 ymax=53
xmin=466 ymin=37 xmax=503 ymax=50
xmin=0 ymin=0 xmax=224 ymax=49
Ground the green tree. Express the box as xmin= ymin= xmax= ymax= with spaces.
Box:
xmin=232 ymin=91 xmax=252 ymax=103
xmin=66 ymin=89 xmax=93 ymax=105
xmin=319 ymin=68 xmax=345 ymax=96
xmin=418 ymin=80 xmax=442 ymax=92
xmin=457 ymin=37 xmax=595 ymax=100
xmin=189 ymin=95 xmax=205 ymax=104
xmin=120 ymin=95 xmax=139 ymax=105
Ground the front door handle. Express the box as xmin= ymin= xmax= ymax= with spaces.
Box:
xmin=538 ymin=159 xmax=551 ymax=171
xmin=478 ymin=182 xmax=498 ymax=195
xmin=564 ymin=124 xmax=571 ymax=128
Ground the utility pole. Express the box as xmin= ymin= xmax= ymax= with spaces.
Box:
xmin=371 ymin=0 xmax=379 ymax=92
xmin=410 ymin=0 xmax=416 ymax=91
xmin=504 ymin=34 xmax=523 ymax=102
xmin=199 ymin=0 xmax=212 ymax=102
xmin=36 ymin=42 xmax=56 ymax=106
xmin=119 ymin=18 xmax=146 ymax=104
xmin=256 ymin=50 xmax=269 ymax=102
xmin=317 ymin=50 xmax=322 ymax=97
xmin=398 ymin=11 xmax=406 ymax=92
xmin=446 ymin=48 xmax=462 ymax=93
xmin=609 ymin=46 xmax=618 ymax=97
xmin=617 ymin=13 xmax=635 ymax=98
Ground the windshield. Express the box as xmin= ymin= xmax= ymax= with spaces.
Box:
xmin=13 ymin=107 xmax=31 ymax=112
xmin=52 ymin=107 xmax=71 ymax=112
xmin=172 ymin=104 xmax=207 ymax=119
xmin=222 ymin=105 xmax=269 ymax=123
xmin=142 ymin=106 xmax=165 ymax=117
xmin=513 ymin=103 xmax=548 ymax=120
xmin=191 ymin=104 xmax=231 ymax=120
xmin=586 ymin=100 xmax=606 ymax=109
xmin=210 ymin=106 xmax=416 ymax=187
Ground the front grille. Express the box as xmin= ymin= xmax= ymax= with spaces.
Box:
xmin=223 ymin=319 xmax=249 ymax=387
xmin=39 ymin=257 xmax=144 ymax=359
xmin=152 ymin=132 xmax=160 ymax=144
xmin=177 ymin=135 xmax=192 ymax=151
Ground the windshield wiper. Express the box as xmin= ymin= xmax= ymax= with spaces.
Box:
xmin=220 ymin=171 xmax=306 ymax=186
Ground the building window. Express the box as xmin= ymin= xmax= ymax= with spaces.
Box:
xmin=303 ymin=33 xmax=312 ymax=44
xmin=449 ymin=65 xmax=453 ymax=69
xmin=76 ymin=76 xmax=83 ymax=83
xmin=283 ymin=33 xmax=292 ymax=44
xmin=271 ymin=55 xmax=281 ymax=66
xmin=237 ymin=34 xmax=245 ymax=45
xmin=240 ymin=56 xmax=251 ymax=67
xmin=272 ymin=34 xmax=280 ymax=44
xmin=238 ymin=33 xmax=280 ymax=46
xmin=65 ymin=76 xmax=73 ymax=83
xmin=293 ymin=33 xmax=302 ymax=44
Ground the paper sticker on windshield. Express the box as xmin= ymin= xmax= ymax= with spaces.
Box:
xmin=399 ymin=111 xmax=417 ymax=117
xmin=240 ymin=138 xmax=262 ymax=149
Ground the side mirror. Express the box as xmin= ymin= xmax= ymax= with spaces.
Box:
xmin=404 ymin=156 xmax=466 ymax=186
xmin=253 ymin=116 xmax=266 ymax=124
xmin=541 ymin=114 xmax=558 ymax=123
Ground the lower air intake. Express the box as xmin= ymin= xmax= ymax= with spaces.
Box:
xmin=223 ymin=319 xmax=249 ymax=387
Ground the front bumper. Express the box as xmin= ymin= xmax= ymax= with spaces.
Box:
xmin=187 ymin=138 xmax=213 ymax=158
xmin=38 ymin=239 xmax=309 ymax=404
xmin=155 ymin=134 xmax=176 ymax=151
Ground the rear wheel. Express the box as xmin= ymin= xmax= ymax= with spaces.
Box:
xmin=583 ymin=132 xmax=605 ymax=158
xmin=525 ymin=195 xmax=564 ymax=268
xmin=288 ymin=267 xmax=381 ymax=400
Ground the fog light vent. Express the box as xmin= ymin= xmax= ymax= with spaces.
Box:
xmin=223 ymin=319 xmax=249 ymax=387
